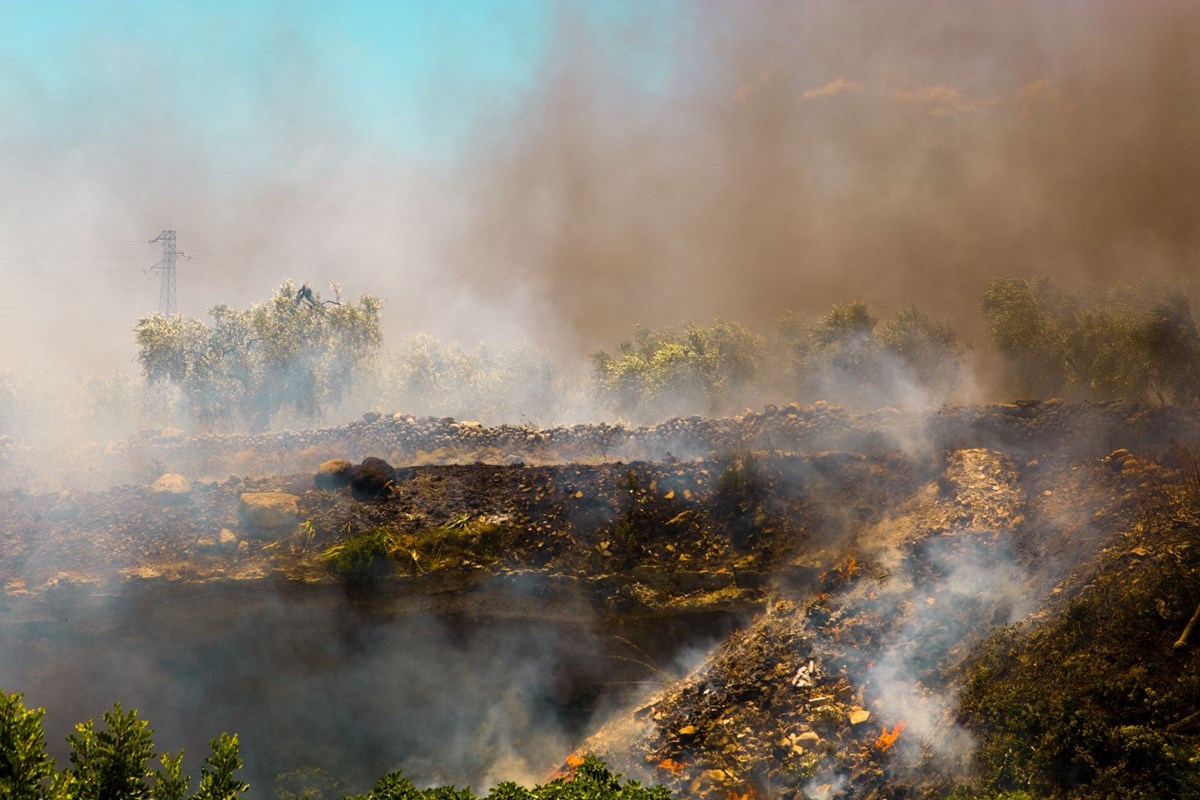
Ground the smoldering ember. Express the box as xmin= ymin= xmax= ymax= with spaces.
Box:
xmin=4 ymin=3 xmax=1200 ymax=800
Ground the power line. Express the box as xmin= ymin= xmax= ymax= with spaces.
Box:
xmin=186 ymin=254 xmax=241 ymax=269
xmin=0 ymin=254 xmax=154 ymax=260
xmin=0 ymin=268 xmax=147 ymax=276
xmin=0 ymin=239 xmax=148 ymax=244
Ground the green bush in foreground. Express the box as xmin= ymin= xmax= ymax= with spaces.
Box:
xmin=346 ymin=756 xmax=670 ymax=800
xmin=1 ymin=692 xmax=670 ymax=800
xmin=0 ymin=691 xmax=247 ymax=800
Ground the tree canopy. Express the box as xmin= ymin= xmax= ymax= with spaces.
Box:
xmin=133 ymin=281 xmax=382 ymax=431
xmin=981 ymin=277 xmax=1200 ymax=403
xmin=777 ymin=302 xmax=965 ymax=408
xmin=592 ymin=321 xmax=765 ymax=419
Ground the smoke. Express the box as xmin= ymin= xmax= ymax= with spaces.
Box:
xmin=860 ymin=537 xmax=1035 ymax=778
xmin=3 ymin=1 xmax=1198 ymax=388
xmin=0 ymin=580 xmax=684 ymax=795
xmin=450 ymin=0 xmax=1200 ymax=361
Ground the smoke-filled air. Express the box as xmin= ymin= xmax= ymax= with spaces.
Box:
xmin=2 ymin=3 xmax=1200 ymax=800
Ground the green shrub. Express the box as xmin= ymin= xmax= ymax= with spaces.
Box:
xmin=321 ymin=529 xmax=398 ymax=582
xmin=0 ymin=695 xmax=668 ymax=800
xmin=60 ymin=703 xmax=157 ymax=800
xmin=593 ymin=320 xmax=764 ymax=419
xmin=192 ymin=733 xmax=249 ymax=800
xmin=0 ymin=691 xmax=54 ymax=800
xmin=0 ymin=692 xmax=246 ymax=800
xmin=347 ymin=756 xmax=670 ymax=800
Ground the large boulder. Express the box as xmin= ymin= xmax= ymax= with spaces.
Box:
xmin=238 ymin=492 xmax=300 ymax=533
xmin=150 ymin=473 xmax=192 ymax=504
xmin=314 ymin=458 xmax=354 ymax=490
xmin=350 ymin=457 xmax=394 ymax=501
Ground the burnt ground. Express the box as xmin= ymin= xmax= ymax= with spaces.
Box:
xmin=0 ymin=452 xmax=918 ymax=618
xmin=2 ymin=406 xmax=1200 ymax=799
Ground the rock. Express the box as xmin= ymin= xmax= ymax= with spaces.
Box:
xmin=219 ymin=528 xmax=239 ymax=552
xmin=351 ymin=457 xmax=395 ymax=501
xmin=362 ymin=411 xmax=382 ymax=423
xmin=1107 ymin=449 xmax=1134 ymax=471
xmin=195 ymin=536 xmax=219 ymax=553
xmin=796 ymin=731 xmax=821 ymax=749
xmin=238 ymin=492 xmax=301 ymax=533
xmin=314 ymin=458 xmax=354 ymax=490
xmin=150 ymin=473 xmax=191 ymax=503
xmin=47 ymin=491 xmax=80 ymax=521
xmin=848 ymin=707 xmax=871 ymax=725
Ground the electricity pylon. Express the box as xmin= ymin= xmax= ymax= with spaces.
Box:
xmin=150 ymin=230 xmax=177 ymax=315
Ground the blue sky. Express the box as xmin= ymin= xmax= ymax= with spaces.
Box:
xmin=0 ymin=1 xmax=548 ymax=166
xmin=0 ymin=0 xmax=678 ymax=170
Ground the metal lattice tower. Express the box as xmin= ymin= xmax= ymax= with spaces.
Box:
xmin=150 ymin=230 xmax=177 ymax=315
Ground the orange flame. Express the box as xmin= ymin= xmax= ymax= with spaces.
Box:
xmin=547 ymin=752 xmax=586 ymax=781
xmin=874 ymin=721 xmax=907 ymax=751
xmin=725 ymin=786 xmax=761 ymax=800
xmin=658 ymin=758 xmax=687 ymax=777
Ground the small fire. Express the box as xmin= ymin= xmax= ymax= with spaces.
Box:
xmin=725 ymin=786 xmax=761 ymax=800
xmin=874 ymin=721 xmax=907 ymax=751
xmin=547 ymin=752 xmax=586 ymax=781
xmin=658 ymin=758 xmax=688 ymax=777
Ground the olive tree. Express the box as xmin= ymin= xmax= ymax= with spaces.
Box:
xmin=878 ymin=306 xmax=966 ymax=397
xmin=981 ymin=277 xmax=1068 ymax=396
xmin=378 ymin=333 xmax=560 ymax=423
xmin=777 ymin=303 xmax=964 ymax=407
xmin=983 ymin=276 xmax=1200 ymax=404
xmin=134 ymin=281 xmax=382 ymax=431
xmin=592 ymin=320 xmax=764 ymax=419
